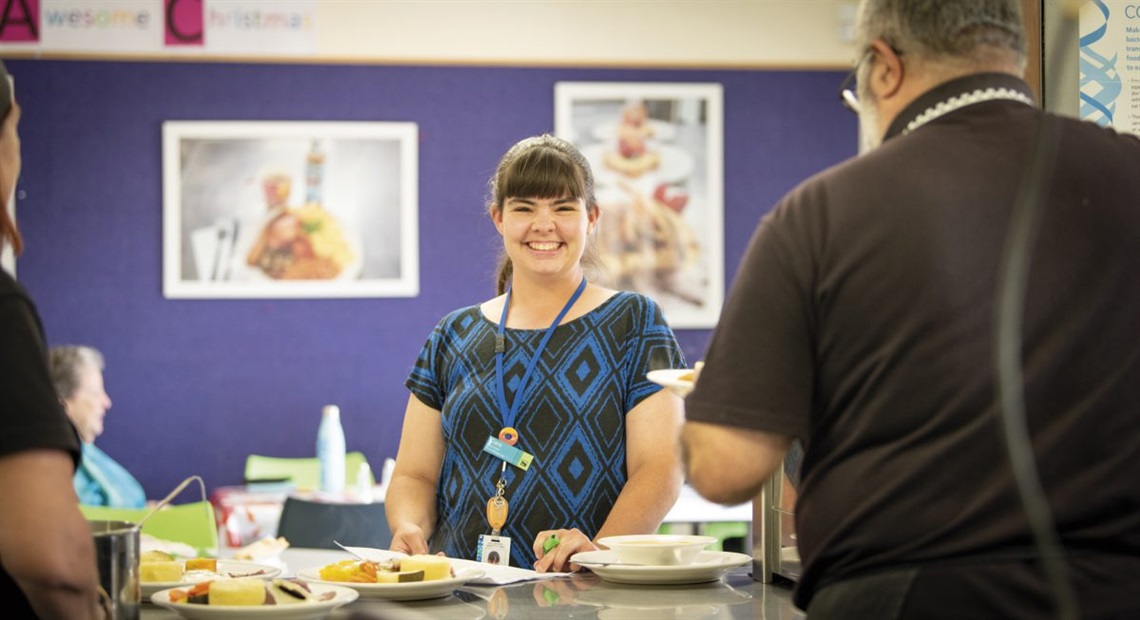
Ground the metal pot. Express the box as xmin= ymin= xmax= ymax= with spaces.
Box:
xmin=89 ymin=520 xmax=140 ymax=620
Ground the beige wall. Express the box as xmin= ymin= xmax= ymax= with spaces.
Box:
xmin=0 ymin=1 xmax=860 ymax=68
xmin=308 ymin=0 xmax=858 ymax=68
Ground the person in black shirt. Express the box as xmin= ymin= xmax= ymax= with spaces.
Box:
xmin=682 ymin=1 xmax=1140 ymax=618
xmin=0 ymin=69 xmax=105 ymax=620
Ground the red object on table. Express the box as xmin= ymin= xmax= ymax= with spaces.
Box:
xmin=210 ymin=485 xmax=385 ymax=548
xmin=211 ymin=485 xmax=289 ymax=548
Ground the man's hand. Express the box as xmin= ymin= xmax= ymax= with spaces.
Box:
xmin=682 ymin=421 xmax=790 ymax=505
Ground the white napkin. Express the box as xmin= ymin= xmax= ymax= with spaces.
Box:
xmin=341 ymin=546 xmax=568 ymax=585
xmin=140 ymin=533 xmax=198 ymax=559
xmin=232 ymin=535 xmax=290 ymax=561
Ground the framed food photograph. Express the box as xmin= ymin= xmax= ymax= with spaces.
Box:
xmin=554 ymin=82 xmax=724 ymax=329
xmin=162 ymin=121 xmax=419 ymax=299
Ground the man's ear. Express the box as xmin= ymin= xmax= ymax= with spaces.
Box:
xmin=868 ymin=39 xmax=905 ymax=100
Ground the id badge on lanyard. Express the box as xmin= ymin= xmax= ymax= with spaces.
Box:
xmin=476 ymin=278 xmax=587 ymax=566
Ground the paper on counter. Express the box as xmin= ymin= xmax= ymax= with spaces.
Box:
xmin=232 ymin=535 xmax=290 ymax=561
xmin=140 ymin=534 xmax=198 ymax=559
xmin=451 ymin=557 xmax=568 ymax=585
xmin=341 ymin=545 xmax=569 ymax=585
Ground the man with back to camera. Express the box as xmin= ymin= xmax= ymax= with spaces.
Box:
xmin=0 ymin=64 xmax=107 ymax=619
xmin=680 ymin=1 xmax=1140 ymax=618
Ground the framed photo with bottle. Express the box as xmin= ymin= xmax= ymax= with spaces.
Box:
xmin=162 ymin=121 xmax=419 ymax=299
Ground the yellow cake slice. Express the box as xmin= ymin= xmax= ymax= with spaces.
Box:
xmin=184 ymin=557 xmax=216 ymax=572
xmin=140 ymin=550 xmax=176 ymax=563
xmin=140 ymin=561 xmax=183 ymax=583
xmin=400 ymin=555 xmax=451 ymax=581
xmin=208 ymin=578 xmax=267 ymax=605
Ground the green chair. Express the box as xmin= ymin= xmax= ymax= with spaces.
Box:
xmin=243 ymin=451 xmax=373 ymax=491
xmin=703 ymin=521 xmax=750 ymax=553
xmin=80 ymin=501 xmax=219 ymax=554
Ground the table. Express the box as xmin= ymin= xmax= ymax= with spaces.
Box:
xmin=140 ymin=547 xmax=805 ymax=619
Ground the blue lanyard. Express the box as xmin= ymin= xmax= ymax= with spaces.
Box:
xmin=494 ymin=277 xmax=588 ymax=432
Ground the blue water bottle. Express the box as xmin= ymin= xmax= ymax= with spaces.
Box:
xmin=317 ymin=405 xmax=346 ymax=493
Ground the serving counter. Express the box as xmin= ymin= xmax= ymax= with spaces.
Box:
xmin=139 ymin=547 xmax=805 ymax=620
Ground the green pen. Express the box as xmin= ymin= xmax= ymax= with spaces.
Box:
xmin=543 ymin=534 xmax=560 ymax=554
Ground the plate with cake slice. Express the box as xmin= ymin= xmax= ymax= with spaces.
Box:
xmin=141 ymin=558 xmax=281 ymax=599
xmin=150 ymin=578 xmax=358 ymax=619
xmin=298 ymin=567 xmax=484 ymax=601
xmin=297 ymin=553 xmax=484 ymax=601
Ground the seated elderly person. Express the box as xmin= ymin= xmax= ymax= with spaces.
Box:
xmin=49 ymin=344 xmax=146 ymax=508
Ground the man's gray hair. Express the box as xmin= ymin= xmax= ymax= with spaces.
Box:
xmin=49 ymin=345 xmax=105 ymax=400
xmin=855 ymin=0 xmax=1026 ymax=69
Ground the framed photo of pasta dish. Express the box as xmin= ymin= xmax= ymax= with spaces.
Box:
xmin=554 ymin=82 xmax=724 ymax=329
xmin=162 ymin=121 xmax=419 ymax=299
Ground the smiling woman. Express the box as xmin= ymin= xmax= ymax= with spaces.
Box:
xmin=385 ymin=133 xmax=689 ymax=572
xmin=493 ymin=194 xmax=595 ymax=293
xmin=487 ymin=134 xmax=600 ymax=297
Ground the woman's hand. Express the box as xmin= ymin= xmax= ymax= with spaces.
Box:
xmin=389 ymin=522 xmax=430 ymax=556
xmin=531 ymin=528 xmax=597 ymax=573
xmin=385 ymin=395 xmax=445 ymax=557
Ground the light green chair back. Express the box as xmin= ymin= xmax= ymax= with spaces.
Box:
xmin=243 ymin=451 xmax=372 ymax=491
xmin=657 ymin=520 xmax=750 ymax=553
xmin=80 ymin=501 xmax=219 ymax=554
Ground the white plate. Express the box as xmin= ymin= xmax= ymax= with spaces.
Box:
xmin=150 ymin=582 xmax=358 ymax=620
xmin=570 ymin=550 xmax=750 ymax=585
xmin=590 ymin=119 xmax=678 ymax=143
xmin=581 ymin=143 xmax=696 ymax=186
xmin=296 ymin=566 xmax=484 ymax=601
xmin=141 ymin=561 xmax=282 ymax=599
xmin=646 ymin=368 xmax=696 ymax=397
xmin=333 ymin=546 xmax=563 ymax=586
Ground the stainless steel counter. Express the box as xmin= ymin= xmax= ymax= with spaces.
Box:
xmin=140 ymin=548 xmax=805 ymax=619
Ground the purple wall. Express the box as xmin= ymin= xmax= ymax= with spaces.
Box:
xmin=5 ymin=59 xmax=855 ymax=499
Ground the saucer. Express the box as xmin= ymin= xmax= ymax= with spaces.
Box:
xmin=571 ymin=550 xmax=751 ymax=585
xmin=296 ymin=566 xmax=484 ymax=601
xmin=150 ymin=583 xmax=358 ymax=619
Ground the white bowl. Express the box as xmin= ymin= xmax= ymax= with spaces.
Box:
xmin=597 ymin=534 xmax=718 ymax=566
